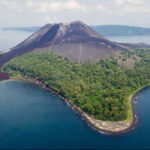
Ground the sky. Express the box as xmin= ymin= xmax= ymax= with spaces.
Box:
xmin=0 ymin=0 xmax=150 ymax=27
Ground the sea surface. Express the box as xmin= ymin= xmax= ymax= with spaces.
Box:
xmin=0 ymin=29 xmax=31 ymax=51
xmin=0 ymin=80 xmax=149 ymax=149
xmin=0 ymin=30 xmax=150 ymax=149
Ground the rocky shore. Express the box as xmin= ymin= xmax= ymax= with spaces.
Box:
xmin=15 ymin=76 xmax=136 ymax=134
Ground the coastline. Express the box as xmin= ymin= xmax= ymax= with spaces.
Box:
xmin=8 ymin=76 xmax=140 ymax=135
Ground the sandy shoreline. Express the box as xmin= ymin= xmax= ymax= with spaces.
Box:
xmin=7 ymin=76 xmax=140 ymax=134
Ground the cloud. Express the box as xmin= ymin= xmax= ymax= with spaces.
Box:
xmin=27 ymin=0 xmax=87 ymax=13
xmin=122 ymin=5 xmax=149 ymax=13
xmin=115 ymin=0 xmax=144 ymax=5
xmin=0 ymin=0 xmax=22 ymax=13
xmin=0 ymin=0 xmax=150 ymax=27
xmin=0 ymin=0 xmax=17 ymax=9
xmin=95 ymin=4 xmax=106 ymax=11
xmin=114 ymin=0 xmax=148 ymax=14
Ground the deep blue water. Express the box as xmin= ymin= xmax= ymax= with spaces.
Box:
xmin=0 ymin=80 xmax=149 ymax=149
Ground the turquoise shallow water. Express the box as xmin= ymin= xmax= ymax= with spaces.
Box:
xmin=0 ymin=80 xmax=149 ymax=149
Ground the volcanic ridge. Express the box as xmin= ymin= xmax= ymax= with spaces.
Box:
xmin=0 ymin=20 xmax=127 ymax=80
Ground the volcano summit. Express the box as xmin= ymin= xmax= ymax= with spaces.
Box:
xmin=0 ymin=21 xmax=126 ymax=80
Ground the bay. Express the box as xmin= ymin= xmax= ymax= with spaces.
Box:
xmin=0 ymin=81 xmax=149 ymax=149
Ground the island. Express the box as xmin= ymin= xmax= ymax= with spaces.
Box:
xmin=2 ymin=48 xmax=150 ymax=134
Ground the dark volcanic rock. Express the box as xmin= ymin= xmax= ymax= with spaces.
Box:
xmin=0 ymin=21 xmax=126 ymax=80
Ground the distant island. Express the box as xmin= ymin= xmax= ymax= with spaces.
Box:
xmin=2 ymin=25 xmax=150 ymax=36
xmin=91 ymin=25 xmax=150 ymax=36
xmin=2 ymin=26 xmax=40 ymax=32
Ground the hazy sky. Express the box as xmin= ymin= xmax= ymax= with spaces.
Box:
xmin=0 ymin=0 xmax=150 ymax=27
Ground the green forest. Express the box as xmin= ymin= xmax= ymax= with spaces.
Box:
xmin=2 ymin=48 xmax=150 ymax=121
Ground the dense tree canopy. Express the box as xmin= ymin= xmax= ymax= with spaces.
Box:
xmin=2 ymin=48 xmax=150 ymax=121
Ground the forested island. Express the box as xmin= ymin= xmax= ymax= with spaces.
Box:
xmin=2 ymin=48 xmax=150 ymax=125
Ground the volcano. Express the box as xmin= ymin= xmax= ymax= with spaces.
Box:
xmin=0 ymin=21 xmax=126 ymax=80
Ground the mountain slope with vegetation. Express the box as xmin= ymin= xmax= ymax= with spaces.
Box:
xmin=0 ymin=21 xmax=124 ymax=69
xmin=2 ymin=48 xmax=150 ymax=121
xmin=0 ymin=21 xmax=126 ymax=81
